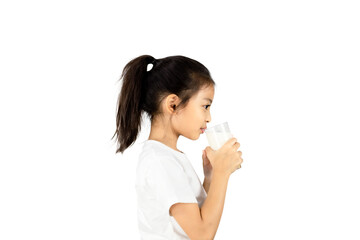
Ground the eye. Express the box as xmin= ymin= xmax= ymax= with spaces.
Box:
xmin=204 ymin=105 xmax=211 ymax=110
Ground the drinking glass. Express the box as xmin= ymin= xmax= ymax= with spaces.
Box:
xmin=205 ymin=122 xmax=233 ymax=150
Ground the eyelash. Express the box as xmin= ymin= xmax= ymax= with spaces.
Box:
xmin=204 ymin=105 xmax=211 ymax=110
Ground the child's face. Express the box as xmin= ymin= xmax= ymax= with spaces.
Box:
xmin=173 ymin=85 xmax=215 ymax=140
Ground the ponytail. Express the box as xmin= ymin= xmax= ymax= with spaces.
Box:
xmin=112 ymin=55 xmax=155 ymax=154
xmin=112 ymin=54 xmax=215 ymax=154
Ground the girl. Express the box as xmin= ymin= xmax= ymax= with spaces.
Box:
xmin=112 ymin=55 xmax=243 ymax=239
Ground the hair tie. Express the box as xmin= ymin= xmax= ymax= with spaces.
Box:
xmin=147 ymin=58 xmax=157 ymax=72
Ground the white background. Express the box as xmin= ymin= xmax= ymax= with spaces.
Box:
xmin=1 ymin=0 xmax=359 ymax=239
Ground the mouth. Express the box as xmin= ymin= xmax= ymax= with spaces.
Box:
xmin=200 ymin=127 xmax=207 ymax=134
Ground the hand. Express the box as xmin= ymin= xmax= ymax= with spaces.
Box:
xmin=202 ymin=149 xmax=213 ymax=181
xmin=204 ymin=138 xmax=243 ymax=177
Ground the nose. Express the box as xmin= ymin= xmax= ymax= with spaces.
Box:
xmin=206 ymin=110 xmax=211 ymax=123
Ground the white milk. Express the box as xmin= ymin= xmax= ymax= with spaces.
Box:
xmin=205 ymin=131 xmax=233 ymax=150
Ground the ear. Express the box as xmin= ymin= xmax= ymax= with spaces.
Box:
xmin=164 ymin=94 xmax=180 ymax=114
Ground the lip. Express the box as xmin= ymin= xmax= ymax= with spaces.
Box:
xmin=200 ymin=127 xmax=207 ymax=133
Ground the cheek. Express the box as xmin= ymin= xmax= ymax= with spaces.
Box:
xmin=175 ymin=107 xmax=203 ymax=128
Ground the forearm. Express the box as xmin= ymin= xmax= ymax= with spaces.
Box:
xmin=200 ymin=171 xmax=230 ymax=239
xmin=203 ymin=177 xmax=211 ymax=194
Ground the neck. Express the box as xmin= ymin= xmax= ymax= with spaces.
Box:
xmin=148 ymin=118 xmax=182 ymax=153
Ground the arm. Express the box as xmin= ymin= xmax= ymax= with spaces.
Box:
xmin=203 ymin=177 xmax=211 ymax=194
xmin=171 ymin=138 xmax=241 ymax=239
xmin=202 ymin=150 xmax=212 ymax=195
xmin=200 ymin=171 xmax=230 ymax=239
xmin=170 ymin=171 xmax=230 ymax=240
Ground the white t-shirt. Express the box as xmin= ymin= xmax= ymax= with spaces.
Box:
xmin=135 ymin=140 xmax=207 ymax=240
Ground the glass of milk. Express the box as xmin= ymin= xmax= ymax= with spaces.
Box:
xmin=205 ymin=122 xmax=233 ymax=150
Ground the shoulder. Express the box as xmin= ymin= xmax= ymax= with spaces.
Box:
xmin=140 ymin=140 xmax=183 ymax=163
xmin=137 ymin=141 xmax=184 ymax=175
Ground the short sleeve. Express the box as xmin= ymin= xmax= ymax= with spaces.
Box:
xmin=146 ymin=155 xmax=198 ymax=215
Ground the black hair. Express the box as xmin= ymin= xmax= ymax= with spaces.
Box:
xmin=112 ymin=55 xmax=216 ymax=154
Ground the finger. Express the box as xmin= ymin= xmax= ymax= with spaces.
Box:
xmin=205 ymin=146 xmax=213 ymax=154
xmin=233 ymin=142 xmax=240 ymax=150
xmin=224 ymin=137 xmax=237 ymax=148
xmin=237 ymin=159 xmax=243 ymax=169
xmin=203 ymin=151 xmax=209 ymax=162
xmin=205 ymin=146 xmax=214 ymax=158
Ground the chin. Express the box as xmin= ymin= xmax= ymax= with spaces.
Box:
xmin=193 ymin=135 xmax=200 ymax=140
xmin=184 ymin=133 xmax=200 ymax=141
xmin=192 ymin=133 xmax=201 ymax=140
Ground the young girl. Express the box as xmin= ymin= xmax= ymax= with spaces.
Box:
xmin=112 ymin=55 xmax=243 ymax=239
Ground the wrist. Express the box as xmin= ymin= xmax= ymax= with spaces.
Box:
xmin=213 ymin=170 xmax=230 ymax=180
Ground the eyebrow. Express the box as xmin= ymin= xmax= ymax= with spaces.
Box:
xmin=203 ymin=98 xmax=213 ymax=103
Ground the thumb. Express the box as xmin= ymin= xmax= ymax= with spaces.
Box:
xmin=204 ymin=146 xmax=214 ymax=158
